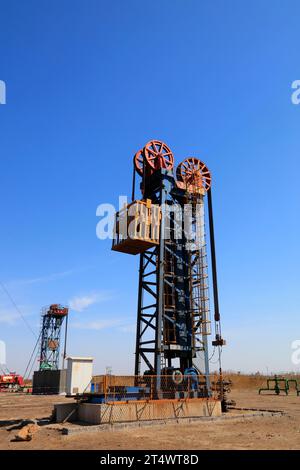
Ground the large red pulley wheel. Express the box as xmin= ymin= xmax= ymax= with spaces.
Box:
xmin=134 ymin=140 xmax=174 ymax=176
xmin=176 ymin=157 xmax=212 ymax=191
xmin=144 ymin=140 xmax=174 ymax=172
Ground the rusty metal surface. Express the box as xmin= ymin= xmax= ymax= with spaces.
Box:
xmin=112 ymin=200 xmax=160 ymax=255
xmin=89 ymin=374 xmax=221 ymax=401
xmin=176 ymin=157 xmax=212 ymax=192
xmin=74 ymin=397 xmax=222 ymax=424
xmin=144 ymin=140 xmax=174 ymax=172
xmin=134 ymin=140 xmax=174 ymax=176
xmin=133 ymin=149 xmax=144 ymax=176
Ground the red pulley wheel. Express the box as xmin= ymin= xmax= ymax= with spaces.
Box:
xmin=143 ymin=140 xmax=174 ymax=173
xmin=176 ymin=157 xmax=211 ymax=191
xmin=133 ymin=149 xmax=145 ymax=176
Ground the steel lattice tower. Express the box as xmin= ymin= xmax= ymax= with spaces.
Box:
xmin=133 ymin=169 xmax=213 ymax=388
xmin=39 ymin=304 xmax=68 ymax=371
xmin=113 ymin=140 xmax=226 ymax=400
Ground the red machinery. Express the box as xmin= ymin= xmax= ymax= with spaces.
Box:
xmin=134 ymin=140 xmax=174 ymax=176
xmin=134 ymin=141 xmax=211 ymax=194
xmin=48 ymin=304 xmax=68 ymax=316
xmin=176 ymin=157 xmax=212 ymax=192
xmin=0 ymin=372 xmax=24 ymax=392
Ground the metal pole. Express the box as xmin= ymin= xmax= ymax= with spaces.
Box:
xmin=62 ymin=312 xmax=69 ymax=370
xmin=131 ymin=158 xmax=136 ymax=202
xmin=207 ymin=187 xmax=224 ymax=402
xmin=134 ymin=254 xmax=144 ymax=378
xmin=207 ymin=188 xmax=220 ymax=323
xmin=155 ymin=186 xmax=165 ymax=393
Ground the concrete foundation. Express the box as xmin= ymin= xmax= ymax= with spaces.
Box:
xmin=54 ymin=398 xmax=221 ymax=425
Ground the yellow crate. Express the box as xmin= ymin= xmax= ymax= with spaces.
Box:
xmin=112 ymin=199 xmax=160 ymax=255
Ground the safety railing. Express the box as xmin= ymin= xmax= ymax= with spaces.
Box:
xmin=90 ymin=373 xmax=223 ymax=402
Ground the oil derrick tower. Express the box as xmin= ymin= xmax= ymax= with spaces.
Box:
xmin=39 ymin=304 xmax=69 ymax=371
xmin=112 ymin=140 xmax=226 ymax=400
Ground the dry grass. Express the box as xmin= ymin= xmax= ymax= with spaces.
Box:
xmin=92 ymin=373 xmax=300 ymax=392
xmin=223 ymin=372 xmax=300 ymax=390
xmin=24 ymin=372 xmax=300 ymax=394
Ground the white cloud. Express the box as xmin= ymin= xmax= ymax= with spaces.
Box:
xmin=72 ymin=319 xmax=122 ymax=330
xmin=0 ymin=308 xmax=28 ymax=326
xmin=0 ymin=309 xmax=24 ymax=326
xmin=118 ymin=324 xmax=136 ymax=333
xmin=7 ymin=270 xmax=75 ymax=287
xmin=72 ymin=317 xmax=136 ymax=332
xmin=69 ymin=291 xmax=111 ymax=312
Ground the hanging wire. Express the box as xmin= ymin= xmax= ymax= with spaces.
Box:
xmin=23 ymin=330 xmax=41 ymax=379
xmin=210 ymin=347 xmax=223 ymax=365
xmin=0 ymin=281 xmax=37 ymax=338
xmin=208 ymin=346 xmax=216 ymax=362
xmin=26 ymin=348 xmax=39 ymax=382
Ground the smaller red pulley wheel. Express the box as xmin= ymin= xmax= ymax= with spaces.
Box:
xmin=176 ymin=157 xmax=211 ymax=191
xmin=133 ymin=149 xmax=145 ymax=176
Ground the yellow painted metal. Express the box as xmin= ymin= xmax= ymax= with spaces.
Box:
xmin=112 ymin=200 xmax=161 ymax=255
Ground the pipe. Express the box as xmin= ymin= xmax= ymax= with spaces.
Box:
xmin=62 ymin=312 xmax=69 ymax=370
xmin=207 ymin=188 xmax=220 ymax=322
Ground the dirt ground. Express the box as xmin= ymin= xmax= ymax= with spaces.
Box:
xmin=0 ymin=388 xmax=299 ymax=450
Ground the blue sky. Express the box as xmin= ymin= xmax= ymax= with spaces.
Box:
xmin=0 ymin=0 xmax=300 ymax=376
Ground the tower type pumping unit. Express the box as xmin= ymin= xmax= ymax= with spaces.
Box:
xmin=53 ymin=139 xmax=230 ymax=421
xmin=39 ymin=304 xmax=69 ymax=371
xmin=112 ymin=140 xmax=227 ymax=405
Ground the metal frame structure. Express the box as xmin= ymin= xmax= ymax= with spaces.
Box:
xmin=114 ymin=140 xmax=226 ymax=401
xmin=39 ymin=305 xmax=68 ymax=371
xmin=133 ymin=168 xmax=215 ymax=395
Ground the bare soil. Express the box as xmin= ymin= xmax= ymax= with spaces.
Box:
xmin=0 ymin=387 xmax=299 ymax=450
